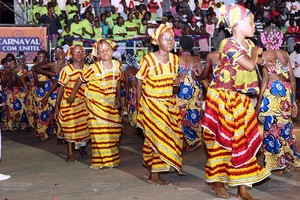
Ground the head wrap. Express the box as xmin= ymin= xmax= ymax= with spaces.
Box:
xmin=260 ymin=25 xmax=283 ymax=50
xmin=151 ymin=24 xmax=174 ymax=45
xmin=91 ymin=39 xmax=117 ymax=57
xmin=66 ymin=45 xmax=74 ymax=60
xmin=217 ymin=4 xmax=251 ymax=33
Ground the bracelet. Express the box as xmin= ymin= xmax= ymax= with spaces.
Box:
xmin=261 ymin=58 xmax=266 ymax=66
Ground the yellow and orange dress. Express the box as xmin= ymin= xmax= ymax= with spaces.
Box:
xmin=202 ymin=38 xmax=270 ymax=186
xmin=80 ymin=60 xmax=122 ymax=169
xmin=136 ymin=53 xmax=183 ymax=173
xmin=57 ymin=64 xmax=89 ymax=144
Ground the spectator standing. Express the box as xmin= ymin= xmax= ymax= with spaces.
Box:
xmin=90 ymin=0 xmax=100 ymax=17
xmin=81 ymin=10 xmax=95 ymax=49
xmin=39 ymin=4 xmax=62 ymax=49
xmin=70 ymin=15 xmax=83 ymax=46
xmin=100 ymin=0 xmax=112 ymax=15
xmin=66 ymin=0 xmax=79 ymax=26
xmin=113 ymin=16 xmax=127 ymax=57
xmin=125 ymin=12 xmax=139 ymax=55
xmin=147 ymin=0 xmax=159 ymax=21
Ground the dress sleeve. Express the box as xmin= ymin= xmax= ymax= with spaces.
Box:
xmin=136 ymin=55 xmax=149 ymax=81
xmin=80 ymin=65 xmax=95 ymax=82
xmin=58 ymin=67 xmax=69 ymax=86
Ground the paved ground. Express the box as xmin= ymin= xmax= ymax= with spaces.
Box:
xmin=0 ymin=117 xmax=300 ymax=200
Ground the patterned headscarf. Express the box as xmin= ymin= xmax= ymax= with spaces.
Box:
xmin=65 ymin=45 xmax=75 ymax=61
xmin=217 ymin=4 xmax=251 ymax=33
xmin=91 ymin=39 xmax=117 ymax=57
xmin=151 ymin=24 xmax=174 ymax=45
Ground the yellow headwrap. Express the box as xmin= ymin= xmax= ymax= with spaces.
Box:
xmin=217 ymin=4 xmax=251 ymax=33
xmin=91 ymin=39 xmax=117 ymax=57
xmin=65 ymin=45 xmax=75 ymax=60
xmin=151 ymin=24 xmax=174 ymax=45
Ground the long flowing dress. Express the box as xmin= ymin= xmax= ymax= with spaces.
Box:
xmin=258 ymin=61 xmax=300 ymax=171
xmin=136 ymin=53 xmax=183 ymax=173
xmin=6 ymin=70 xmax=29 ymax=131
xmin=202 ymin=38 xmax=270 ymax=186
xmin=33 ymin=74 xmax=53 ymax=139
xmin=81 ymin=60 xmax=122 ymax=169
xmin=57 ymin=64 xmax=90 ymax=144
xmin=177 ymin=67 xmax=204 ymax=147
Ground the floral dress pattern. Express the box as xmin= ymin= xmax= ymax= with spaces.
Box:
xmin=259 ymin=79 xmax=300 ymax=171
xmin=177 ymin=67 xmax=204 ymax=146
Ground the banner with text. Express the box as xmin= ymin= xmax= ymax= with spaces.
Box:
xmin=0 ymin=26 xmax=47 ymax=63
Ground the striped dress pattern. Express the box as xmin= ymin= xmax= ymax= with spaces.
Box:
xmin=57 ymin=64 xmax=90 ymax=143
xmin=81 ymin=60 xmax=122 ymax=168
xmin=136 ymin=53 xmax=183 ymax=173
xmin=202 ymin=38 xmax=270 ymax=186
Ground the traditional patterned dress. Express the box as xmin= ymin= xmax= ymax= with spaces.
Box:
xmin=81 ymin=60 xmax=122 ymax=169
xmin=259 ymin=61 xmax=300 ymax=171
xmin=23 ymin=73 xmax=36 ymax=129
xmin=1 ymin=86 xmax=11 ymax=128
xmin=33 ymin=74 xmax=52 ymax=139
xmin=6 ymin=70 xmax=29 ymax=130
xmin=136 ymin=53 xmax=183 ymax=173
xmin=202 ymin=38 xmax=270 ymax=186
xmin=177 ymin=65 xmax=204 ymax=147
xmin=57 ymin=64 xmax=90 ymax=144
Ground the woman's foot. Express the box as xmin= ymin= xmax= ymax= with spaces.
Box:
xmin=271 ymin=169 xmax=285 ymax=175
xmin=212 ymin=182 xmax=231 ymax=198
xmin=148 ymin=172 xmax=171 ymax=186
xmin=66 ymin=156 xmax=76 ymax=162
xmin=66 ymin=152 xmax=76 ymax=162
xmin=237 ymin=185 xmax=257 ymax=200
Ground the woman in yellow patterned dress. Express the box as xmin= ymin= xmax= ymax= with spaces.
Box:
xmin=201 ymin=4 xmax=270 ymax=199
xmin=257 ymin=25 xmax=300 ymax=174
xmin=177 ymin=35 xmax=204 ymax=152
xmin=55 ymin=45 xmax=90 ymax=162
xmin=68 ymin=39 xmax=122 ymax=169
xmin=136 ymin=24 xmax=184 ymax=186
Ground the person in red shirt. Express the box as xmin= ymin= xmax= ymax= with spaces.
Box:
xmin=147 ymin=0 xmax=159 ymax=21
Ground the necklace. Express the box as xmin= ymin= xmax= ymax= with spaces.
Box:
xmin=100 ymin=60 xmax=116 ymax=92
xmin=231 ymin=37 xmax=250 ymax=52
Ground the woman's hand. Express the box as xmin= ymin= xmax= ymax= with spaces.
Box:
xmin=292 ymin=101 xmax=298 ymax=118
xmin=67 ymin=94 xmax=75 ymax=105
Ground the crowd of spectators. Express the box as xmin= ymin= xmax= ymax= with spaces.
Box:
xmin=18 ymin=0 xmax=300 ymax=59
